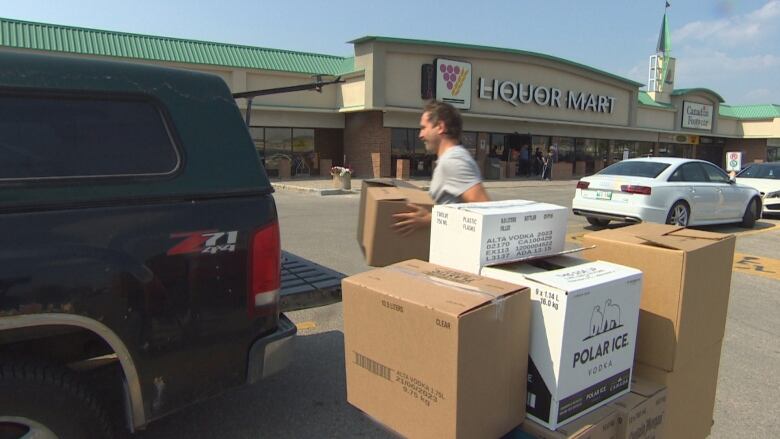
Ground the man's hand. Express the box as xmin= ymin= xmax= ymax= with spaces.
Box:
xmin=392 ymin=203 xmax=432 ymax=236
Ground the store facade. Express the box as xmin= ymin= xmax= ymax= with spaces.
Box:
xmin=1 ymin=17 xmax=778 ymax=178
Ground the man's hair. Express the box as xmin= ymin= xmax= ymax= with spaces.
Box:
xmin=423 ymin=101 xmax=463 ymax=141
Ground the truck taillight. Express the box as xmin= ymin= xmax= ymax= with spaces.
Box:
xmin=247 ymin=221 xmax=281 ymax=317
xmin=576 ymin=181 xmax=590 ymax=190
xmin=620 ymin=185 xmax=652 ymax=195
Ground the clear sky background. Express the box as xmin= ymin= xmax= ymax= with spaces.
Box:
xmin=2 ymin=0 xmax=778 ymax=105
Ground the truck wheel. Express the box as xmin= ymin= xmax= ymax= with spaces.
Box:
xmin=740 ymin=198 xmax=760 ymax=228
xmin=0 ymin=360 xmax=114 ymax=439
xmin=586 ymin=217 xmax=610 ymax=227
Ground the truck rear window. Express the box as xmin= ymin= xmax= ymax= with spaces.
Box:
xmin=0 ymin=94 xmax=180 ymax=181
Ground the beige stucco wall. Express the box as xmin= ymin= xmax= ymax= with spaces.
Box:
xmin=716 ymin=118 xmax=740 ymax=136
xmin=377 ymin=45 xmax=634 ymax=127
xmin=742 ymin=118 xmax=780 ymax=137
xmin=338 ymin=77 xmax=366 ymax=109
xmin=247 ymin=108 xmax=344 ymax=128
xmin=636 ymin=107 xmax=676 ymax=130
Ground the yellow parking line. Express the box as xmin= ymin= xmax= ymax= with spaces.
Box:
xmin=734 ymin=222 xmax=778 ymax=237
xmin=296 ymin=321 xmax=317 ymax=331
xmin=733 ymin=253 xmax=780 ymax=281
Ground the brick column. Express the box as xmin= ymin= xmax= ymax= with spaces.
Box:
xmin=344 ymin=111 xmax=391 ymax=178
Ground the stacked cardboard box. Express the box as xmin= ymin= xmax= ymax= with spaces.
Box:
xmin=482 ymin=256 xmax=643 ymax=429
xmin=519 ymin=405 xmax=619 ymax=439
xmin=610 ymin=376 xmax=667 ymax=439
xmin=356 ymin=179 xmax=434 ymax=266
xmin=581 ymin=223 xmax=735 ymax=439
xmin=429 ymin=200 xmax=568 ymax=274
xmin=342 ymin=259 xmax=532 ymax=439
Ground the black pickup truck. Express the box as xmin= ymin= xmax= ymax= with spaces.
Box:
xmin=0 ymin=51 xmax=342 ymax=438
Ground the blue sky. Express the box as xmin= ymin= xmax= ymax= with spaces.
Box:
xmin=2 ymin=0 xmax=778 ymax=105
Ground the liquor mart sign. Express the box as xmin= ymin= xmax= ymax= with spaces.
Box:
xmin=478 ymin=77 xmax=617 ymax=114
xmin=682 ymin=101 xmax=714 ymax=130
xmin=435 ymin=59 xmax=472 ymax=109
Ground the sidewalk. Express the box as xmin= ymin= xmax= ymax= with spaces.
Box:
xmin=270 ymin=176 xmax=578 ymax=195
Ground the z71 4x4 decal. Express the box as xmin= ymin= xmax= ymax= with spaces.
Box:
xmin=167 ymin=230 xmax=238 ymax=255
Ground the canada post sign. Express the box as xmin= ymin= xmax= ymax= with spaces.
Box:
xmin=682 ymin=101 xmax=713 ymax=131
xmin=478 ymin=77 xmax=617 ymax=114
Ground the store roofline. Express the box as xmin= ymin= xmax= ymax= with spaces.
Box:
xmin=348 ymin=35 xmax=645 ymax=88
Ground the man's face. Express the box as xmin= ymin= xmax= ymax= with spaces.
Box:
xmin=419 ymin=112 xmax=442 ymax=154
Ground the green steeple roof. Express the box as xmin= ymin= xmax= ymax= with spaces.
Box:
xmin=656 ymin=12 xmax=671 ymax=54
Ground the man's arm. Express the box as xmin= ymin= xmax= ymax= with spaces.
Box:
xmin=460 ymin=183 xmax=490 ymax=202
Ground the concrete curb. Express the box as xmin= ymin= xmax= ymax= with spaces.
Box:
xmin=271 ymin=183 xmax=359 ymax=196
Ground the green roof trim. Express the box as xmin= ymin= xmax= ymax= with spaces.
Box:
xmin=638 ymin=91 xmax=674 ymax=109
xmin=349 ymin=36 xmax=644 ymax=87
xmin=0 ymin=17 xmax=356 ymax=75
xmin=719 ymin=104 xmax=780 ymax=120
xmin=672 ymin=88 xmax=725 ymax=103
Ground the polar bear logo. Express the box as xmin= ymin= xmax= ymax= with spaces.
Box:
xmin=590 ymin=305 xmax=604 ymax=337
xmin=603 ymin=299 xmax=621 ymax=332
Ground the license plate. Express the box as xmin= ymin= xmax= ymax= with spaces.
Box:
xmin=595 ymin=190 xmax=612 ymax=200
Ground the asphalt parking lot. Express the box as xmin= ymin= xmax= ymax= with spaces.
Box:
xmin=136 ymin=184 xmax=780 ymax=438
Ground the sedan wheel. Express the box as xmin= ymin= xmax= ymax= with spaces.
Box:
xmin=666 ymin=201 xmax=689 ymax=226
xmin=740 ymin=198 xmax=759 ymax=228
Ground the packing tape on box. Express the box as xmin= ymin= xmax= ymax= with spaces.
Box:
xmin=385 ymin=265 xmax=508 ymax=321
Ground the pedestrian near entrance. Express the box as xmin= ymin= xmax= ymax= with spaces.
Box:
xmin=393 ymin=101 xmax=490 ymax=236
xmin=541 ymin=151 xmax=553 ymax=181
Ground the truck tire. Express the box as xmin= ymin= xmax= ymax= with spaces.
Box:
xmin=0 ymin=360 xmax=114 ymax=439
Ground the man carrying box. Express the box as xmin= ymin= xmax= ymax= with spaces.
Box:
xmin=392 ymin=101 xmax=490 ymax=235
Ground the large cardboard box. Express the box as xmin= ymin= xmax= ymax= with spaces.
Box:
xmin=581 ymin=223 xmax=735 ymax=371
xmin=481 ymin=256 xmax=643 ymax=429
xmin=610 ymin=377 xmax=667 ymax=439
xmin=356 ymin=179 xmax=434 ymax=266
xmin=430 ymin=200 xmax=568 ymax=274
xmin=633 ymin=341 xmax=722 ymax=439
xmin=343 ymin=259 xmax=532 ymax=439
xmin=520 ymin=405 xmax=619 ymax=439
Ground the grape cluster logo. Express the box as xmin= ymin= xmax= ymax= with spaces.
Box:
xmin=440 ymin=63 xmax=468 ymax=97
xmin=434 ymin=59 xmax=472 ymax=109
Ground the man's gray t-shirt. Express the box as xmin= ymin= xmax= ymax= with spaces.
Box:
xmin=429 ymin=145 xmax=483 ymax=204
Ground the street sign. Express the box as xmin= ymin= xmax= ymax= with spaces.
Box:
xmin=726 ymin=151 xmax=742 ymax=172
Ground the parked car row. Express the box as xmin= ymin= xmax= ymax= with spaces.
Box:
xmin=572 ymin=157 xmax=765 ymax=228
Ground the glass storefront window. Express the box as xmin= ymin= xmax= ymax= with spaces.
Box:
xmin=551 ymin=137 xmax=574 ymax=163
xmin=490 ymin=133 xmax=506 ymax=159
xmin=658 ymin=143 xmax=693 ymax=158
xmin=462 ymin=132 xmax=477 ymax=157
xmin=612 ymin=140 xmax=637 ymax=161
xmin=265 ymin=127 xmax=292 ymax=176
xmin=637 ymin=141 xmax=655 ymax=158
xmin=249 ymin=127 xmax=265 ymax=163
xmin=767 ymin=146 xmax=779 ymax=162
xmin=292 ymin=128 xmax=315 ymax=175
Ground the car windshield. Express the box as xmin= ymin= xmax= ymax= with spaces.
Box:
xmin=737 ymin=164 xmax=780 ymax=179
xmin=597 ymin=161 xmax=670 ymax=178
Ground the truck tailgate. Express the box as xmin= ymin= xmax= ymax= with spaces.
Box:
xmin=279 ymin=251 xmax=344 ymax=312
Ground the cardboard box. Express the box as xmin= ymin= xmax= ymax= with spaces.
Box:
xmin=343 ymin=259 xmax=531 ymax=439
xmin=610 ymin=377 xmax=667 ymax=439
xmin=581 ymin=223 xmax=735 ymax=371
xmin=520 ymin=405 xmax=619 ymax=439
xmin=633 ymin=341 xmax=722 ymax=439
xmin=429 ymin=200 xmax=568 ymax=274
xmin=482 ymin=256 xmax=642 ymax=429
xmin=356 ymin=179 xmax=434 ymax=266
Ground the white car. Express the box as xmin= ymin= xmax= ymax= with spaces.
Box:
xmin=735 ymin=162 xmax=780 ymax=216
xmin=572 ymin=158 xmax=762 ymax=228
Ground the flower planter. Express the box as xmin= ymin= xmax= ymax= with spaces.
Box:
xmin=340 ymin=174 xmax=352 ymax=190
